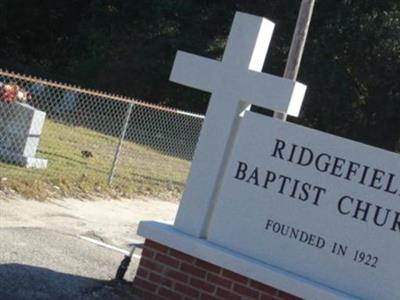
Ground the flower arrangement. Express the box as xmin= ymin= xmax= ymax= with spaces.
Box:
xmin=0 ymin=82 xmax=30 ymax=104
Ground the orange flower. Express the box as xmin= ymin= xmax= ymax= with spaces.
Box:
xmin=0 ymin=83 xmax=29 ymax=104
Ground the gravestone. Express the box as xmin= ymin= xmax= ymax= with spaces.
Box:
xmin=0 ymin=101 xmax=48 ymax=168
xmin=132 ymin=11 xmax=393 ymax=300
xmin=57 ymin=91 xmax=77 ymax=113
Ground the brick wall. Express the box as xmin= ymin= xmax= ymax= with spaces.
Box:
xmin=132 ymin=239 xmax=303 ymax=300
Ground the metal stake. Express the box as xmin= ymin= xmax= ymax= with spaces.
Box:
xmin=108 ymin=102 xmax=133 ymax=185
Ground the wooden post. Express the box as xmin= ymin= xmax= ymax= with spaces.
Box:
xmin=274 ymin=0 xmax=316 ymax=121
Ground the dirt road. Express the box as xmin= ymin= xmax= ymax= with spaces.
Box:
xmin=0 ymin=196 xmax=178 ymax=250
xmin=0 ymin=196 xmax=178 ymax=299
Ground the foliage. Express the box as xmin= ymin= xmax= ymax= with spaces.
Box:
xmin=0 ymin=0 xmax=399 ymax=149
xmin=300 ymin=0 xmax=400 ymax=150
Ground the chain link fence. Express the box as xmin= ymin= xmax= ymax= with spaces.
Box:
xmin=0 ymin=69 xmax=203 ymax=200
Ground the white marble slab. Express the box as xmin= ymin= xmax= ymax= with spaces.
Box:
xmin=0 ymin=101 xmax=47 ymax=168
xmin=207 ymin=111 xmax=400 ymax=300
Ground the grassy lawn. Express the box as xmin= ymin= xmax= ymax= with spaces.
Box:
xmin=0 ymin=120 xmax=191 ymax=200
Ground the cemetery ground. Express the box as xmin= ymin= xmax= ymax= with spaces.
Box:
xmin=0 ymin=119 xmax=190 ymax=201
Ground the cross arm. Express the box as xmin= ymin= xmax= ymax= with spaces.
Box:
xmin=237 ymin=70 xmax=307 ymax=117
xmin=169 ymin=51 xmax=221 ymax=93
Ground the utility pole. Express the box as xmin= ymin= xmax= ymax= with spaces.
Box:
xmin=274 ymin=0 xmax=316 ymax=121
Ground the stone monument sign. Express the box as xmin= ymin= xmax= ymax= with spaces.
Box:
xmin=207 ymin=111 xmax=400 ymax=300
xmin=0 ymin=101 xmax=48 ymax=168
xmin=132 ymin=11 xmax=394 ymax=300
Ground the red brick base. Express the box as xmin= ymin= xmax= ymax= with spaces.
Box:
xmin=132 ymin=239 xmax=303 ymax=300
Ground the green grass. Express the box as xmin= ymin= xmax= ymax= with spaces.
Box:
xmin=0 ymin=120 xmax=191 ymax=200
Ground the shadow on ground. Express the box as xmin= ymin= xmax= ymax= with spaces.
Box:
xmin=0 ymin=264 xmax=135 ymax=300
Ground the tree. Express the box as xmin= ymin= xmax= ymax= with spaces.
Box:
xmin=299 ymin=0 xmax=400 ymax=150
xmin=0 ymin=0 xmax=399 ymax=150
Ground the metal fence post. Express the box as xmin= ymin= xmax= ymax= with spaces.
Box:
xmin=108 ymin=102 xmax=134 ymax=185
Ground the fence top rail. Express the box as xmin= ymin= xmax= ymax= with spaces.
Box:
xmin=0 ymin=68 xmax=204 ymax=118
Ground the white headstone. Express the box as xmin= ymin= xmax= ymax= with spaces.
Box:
xmin=171 ymin=12 xmax=307 ymax=237
xmin=0 ymin=101 xmax=48 ymax=168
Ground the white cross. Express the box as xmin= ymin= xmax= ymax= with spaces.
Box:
xmin=170 ymin=12 xmax=307 ymax=238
